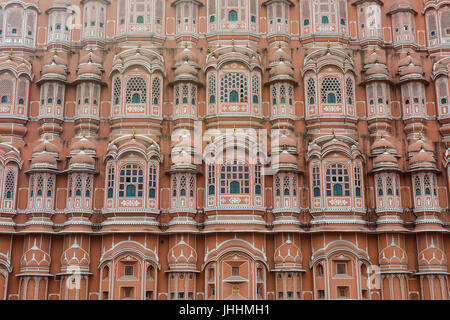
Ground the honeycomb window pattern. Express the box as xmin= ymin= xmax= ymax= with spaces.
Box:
xmin=220 ymin=72 xmax=248 ymax=103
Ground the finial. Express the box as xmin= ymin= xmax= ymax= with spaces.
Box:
xmin=132 ymin=127 xmax=135 ymax=139
xmin=278 ymin=43 xmax=282 ymax=49
xmin=184 ymin=43 xmax=188 ymax=49
xmin=332 ymin=130 xmax=336 ymax=138
xmin=384 ymin=145 xmax=388 ymax=153
xmin=184 ymin=55 xmax=189 ymax=62
xmin=207 ymin=46 xmax=211 ymax=54
xmin=81 ymin=131 xmax=87 ymax=138
xmin=44 ymin=133 xmax=49 ymax=141
xmin=380 ymin=133 xmax=384 ymax=139
xmin=407 ymin=49 xmax=411 ymax=56
xmin=8 ymin=49 xmax=12 ymax=60
xmin=418 ymin=131 xmax=423 ymax=140
xmin=43 ymin=143 xmax=46 ymax=152
xmin=233 ymin=124 xmax=236 ymax=135
xmin=0 ymin=136 xmax=2 ymax=143
xmin=136 ymin=43 xmax=141 ymax=54
xmin=327 ymin=41 xmax=331 ymax=54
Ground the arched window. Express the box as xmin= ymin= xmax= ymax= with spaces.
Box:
xmin=307 ymin=78 xmax=316 ymax=105
xmin=254 ymin=163 xmax=262 ymax=195
xmin=119 ymin=164 xmax=144 ymax=198
xmin=75 ymin=176 xmax=82 ymax=196
xmin=228 ymin=10 xmax=238 ymax=21
xmin=4 ymin=169 xmax=15 ymax=200
xmin=172 ymin=177 xmax=177 ymax=197
xmin=85 ymin=177 xmax=91 ymax=197
xmin=1 ymin=96 xmax=8 ymax=103
xmin=148 ymin=164 xmax=157 ymax=199
xmin=210 ymin=95 xmax=216 ymax=103
xmin=47 ymin=176 xmax=54 ymax=198
xmin=229 ymin=90 xmax=239 ymax=103
xmin=220 ymin=161 xmax=250 ymax=194
xmin=354 ymin=166 xmax=362 ymax=197
xmin=346 ymin=78 xmax=354 ymax=105
xmin=37 ymin=175 xmax=44 ymax=196
xmin=377 ymin=177 xmax=383 ymax=196
xmin=326 ymin=163 xmax=350 ymax=197
xmin=132 ymin=93 xmax=141 ymax=103
xmin=180 ymin=176 xmax=187 ymax=196
xmin=137 ymin=16 xmax=144 ymax=24
xmin=414 ymin=176 xmax=421 ymax=196
xmin=322 ymin=16 xmax=329 ymax=24
xmin=333 ymin=184 xmax=343 ymax=196
xmin=283 ymin=176 xmax=290 ymax=196
xmin=424 ymin=174 xmax=431 ymax=195
xmin=208 ymin=163 xmax=216 ymax=195
xmin=317 ymin=264 xmax=324 ymax=277
xmin=152 ymin=77 xmax=161 ymax=105
xmin=312 ymin=165 xmax=321 ymax=197
xmin=107 ymin=165 xmax=115 ymax=199
xmin=113 ymin=77 xmax=122 ymax=105
xmin=253 ymin=95 xmax=258 ymax=103
xmin=327 ymin=93 xmax=336 ymax=103
xmin=230 ymin=181 xmax=240 ymax=194
xmin=275 ymin=176 xmax=281 ymax=196
xmin=189 ymin=176 xmax=195 ymax=197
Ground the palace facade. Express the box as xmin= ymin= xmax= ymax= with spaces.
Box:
xmin=0 ymin=0 xmax=448 ymax=300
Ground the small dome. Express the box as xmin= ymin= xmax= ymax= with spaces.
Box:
xmin=278 ymin=151 xmax=297 ymax=164
xmin=31 ymin=152 xmax=57 ymax=168
xmin=269 ymin=45 xmax=290 ymax=63
xmin=49 ymin=0 xmax=72 ymax=9
xmin=42 ymin=63 xmax=67 ymax=77
xmin=175 ymin=46 xmax=198 ymax=64
xmin=69 ymin=151 xmax=95 ymax=166
xmin=372 ymin=137 xmax=396 ymax=151
xmin=408 ymin=139 xmax=433 ymax=153
xmin=33 ymin=141 xmax=59 ymax=153
xmin=418 ymin=245 xmax=447 ymax=267
xmin=374 ymin=152 xmax=399 ymax=167
xmin=61 ymin=240 xmax=90 ymax=268
xmin=175 ymin=62 xmax=197 ymax=77
xmin=379 ymin=243 xmax=407 ymax=266
xmin=79 ymin=50 xmax=102 ymax=65
xmin=400 ymin=64 xmax=423 ymax=76
xmin=78 ymin=63 xmax=102 ymax=76
xmin=20 ymin=241 xmax=51 ymax=272
xmin=168 ymin=239 xmax=197 ymax=270
xmin=410 ymin=149 xmax=435 ymax=165
xmin=398 ymin=53 xmax=420 ymax=68
xmin=270 ymin=61 xmax=294 ymax=78
xmin=366 ymin=64 xmax=389 ymax=76
xmin=274 ymin=239 xmax=302 ymax=268
xmin=71 ymin=136 xmax=97 ymax=152
xmin=389 ymin=0 xmax=413 ymax=12
xmin=365 ymin=49 xmax=386 ymax=65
